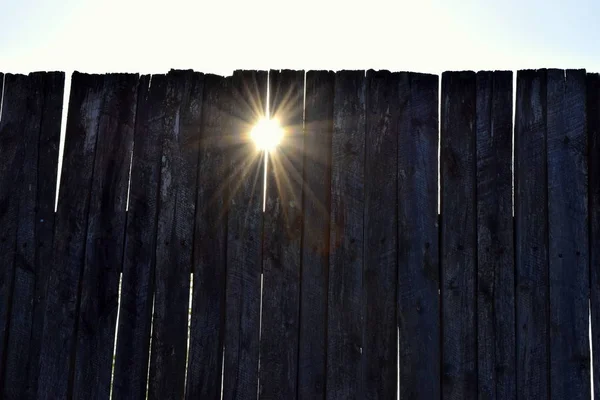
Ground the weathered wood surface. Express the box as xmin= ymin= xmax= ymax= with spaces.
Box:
xmin=112 ymin=74 xmax=163 ymax=400
xmin=148 ymin=70 xmax=203 ymax=400
xmin=441 ymin=71 xmax=477 ymax=400
xmin=363 ymin=70 xmax=398 ymax=400
xmin=259 ymin=69 xmax=304 ymax=400
xmin=475 ymin=71 xmax=516 ymax=400
xmin=2 ymin=73 xmax=64 ymax=400
xmin=588 ymin=71 xmax=600 ymax=400
xmin=222 ymin=70 xmax=267 ymax=400
xmin=326 ymin=70 xmax=366 ymax=400
xmin=71 ymin=73 xmax=138 ymax=400
xmin=298 ymin=70 xmax=334 ymax=400
xmin=515 ymin=69 xmax=549 ymax=400
xmin=0 ymin=74 xmax=28 ymax=393
xmin=36 ymin=73 xmax=105 ymax=400
xmin=397 ymin=72 xmax=440 ymax=400
xmin=185 ymin=74 xmax=230 ymax=400
xmin=546 ymin=69 xmax=590 ymax=400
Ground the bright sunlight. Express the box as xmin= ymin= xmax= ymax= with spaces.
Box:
xmin=250 ymin=117 xmax=283 ymax=151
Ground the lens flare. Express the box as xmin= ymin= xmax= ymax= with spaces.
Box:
xmin=250 ymin=118 xmax=283 ymax=151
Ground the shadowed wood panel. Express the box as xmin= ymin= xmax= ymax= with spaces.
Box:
xmin=588 ymin=72 xmax=600 ymax=400
xmin=298 ymin=70 xmax=333 ymax=400
xmin=327 ymin=70 xmax=366 ymax=400
xmin=222 ymin=70 xmax=267 ymax=400
xmin=397 ymin=72 xmax=440 ymax=400
xmin=112 ymin=75 xmax=164 ymax=400
xmin=363 ymin=69 xmax=398 ymax=400
xmin=515 ymin=69 xmax=549 ymax=400
xmin=36 ymin=72 xmax=105 ymax=400
xmin=0 ymin=74 xmax=28 ymax=392
xmin=476 ymin=70 xmax=516 ymax=400
xmin=2 ymin=72 xmax=63 ymax=400
xmin=259 ymin=69 xmax=304 ymax=400
xmin=441 ymin=71 xmax=477 ymax=400
xmin=148 ymin=70 xmax=203 ymax=400
xmin=546 ymin=68 xmax=590 ymax=400
xmin=185 ymin=74 xmax=230 ymax=400
xmin=72 ymin=73 xmax=138 ymax=400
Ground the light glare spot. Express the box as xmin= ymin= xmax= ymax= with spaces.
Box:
xmin=251 ymin=118 xmax=283 ymax=151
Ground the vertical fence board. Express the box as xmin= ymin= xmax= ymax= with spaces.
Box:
xmin=148 ymin=70 xmax=203 ymax=400
xmin=397 ymin=72 xmax=440 ymax=399
xmin=476 ymin=71 xmax=516 ymax=400
xmin=223 ymin=70 xmax=267 ymax=400
xmin=185 ymin=74 xmax=230 ymax=400
xmin=298 ymin=70 xmax=333 ymax=400
xmin=36 ymin=72 xmax=105 ymax=400
xmin=588 ymin=72 xmax=600 ymax=400
xmin=515 ymin=69 xmax=549 ymax=400
xmin=3 ymin=73 xmax=63 ymax=400
xmin=259 ymin=69 xmax=304 ymax=399
xmin=327 ymin=70 xmax=366 ymax=400
xmin=546 ymin=69 xmax=590 ymax=400
xmin=0 ymin=74 xmax=28 ymax=392
xmin=112 ymin=75 xmax=163 ymax=400
xmin=72 ymin=74 xmax=138 ymax=399
xmin=363 ymin=70 xmax=398 ymax=400
xmin=23 ymin=73 xmax=64 ymax=399
xmin=441 ymin=71 xmax=477 ymax=400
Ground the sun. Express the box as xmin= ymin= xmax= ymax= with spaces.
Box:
xmin=250 ymin=117 xmax=283 ymax=151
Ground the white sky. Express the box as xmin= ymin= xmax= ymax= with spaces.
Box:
xmin=1 ymin=0 xmax=599 ymax=75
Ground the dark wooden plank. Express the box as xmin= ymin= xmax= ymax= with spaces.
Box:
xmin=72 ymin=74 xmax=138 ymax=399
xmin=397 ymin=72 xmax=440 ymax=399
xmin=363 ymin=69 xmax=398 ymax=400
xmin=112 ymin=74 xmax=164 ymax=400
xmin=440 ymin=71 xmax=477 ymax=400
xmin=475 ymin=71 xmax=516 ymax=400
xmin=2 ymin=72 xmax=63 ymax=400
xmin=0 ymin=74 xmax=28 ymax=392
xmin=514 ymin=69 xmax=549 ymax=400
xmin=148 ymin=70 xmax=203 ymax=400
xmin=588 ymin=72 xmax=600 ymax=400
xmin=326 ymin=70 xmax=366 ymax=400
xmin=185 ymin=74 xmax=230 ymax=400
xmin=23 ymin=72 xmax=64 ymax=399
xmin=36 ymin=72 xmax=105 ymax=400
xmin=297 ymin=70 xmax=333 ymax=400
xmin=259 ymin=69 xmax=304 ymax=400
xmin=222 ymin=69 xmax=267 ymax=400
xmin=546 ymin=69 xmax=590 ymax=400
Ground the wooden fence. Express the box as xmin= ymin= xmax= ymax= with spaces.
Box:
xmin=0 ymin=68 xmax=598 ymax=400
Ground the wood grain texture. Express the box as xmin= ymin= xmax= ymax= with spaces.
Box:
xmin=363 ymin=70 xmax=398 ymax=400
xmin=514 ymin=69 xmax=549 ymax=400
xmin=475 ymin=71 xmax=516 ymax=400
xmin=72 ymin=73 xmax=138 ymax=400
xmin=112 ymin=75 xmax=164 ymax=400
xmin=546 ymin=69 xmax=590 ymax=400
xmin=298 ymin=70 xmax=333 ymax=400
xmin=397 ymin=72 xmax=440 ymax=400
xmin=36 ymin=72 xmax=105 ymax=400
xmin=222 ymin=70 xmax=267 ymax=400
xmin=326 ymin=70 xmax=366 ymax=400
xmin=258 ymin=69 xmax=304 ymax=400
xmin=22 ymin=73 xmax=64 ymax=399
xmin=185 ymin=74 xmax=230 ymax=400
xmin=441 ymin=71 xmax=477 ymax=400
xmin=588 ymin=72 xmax=600 ymax=400
xmin=0 ymin=74 xmax=29 ymax=392
xmin=148 ymin=70 xmax=203 ymax=400
xmin=2 ymin=72 xmax=63 ymax=400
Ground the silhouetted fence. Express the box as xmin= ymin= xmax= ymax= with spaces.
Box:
xmin=0 ymin=68 xmax=598 ymax=399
